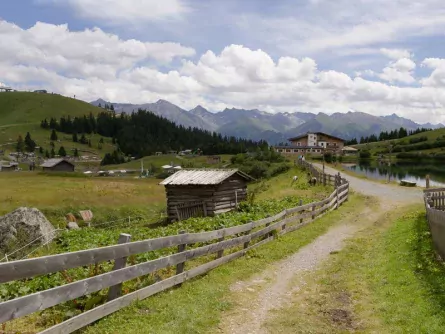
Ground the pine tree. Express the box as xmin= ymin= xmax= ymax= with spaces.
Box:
xmin=110 ymin=104 xmax=115 ymax=111
xmin=45 ymin=149 xmax=50 ymax=158
xmin=24 ymin=132 xmax=36 ymax=152
xmin=98 ymin=103 xmax=102 ymax=108
xmin=58 ymin=146 xmax=67 ymax=157
xmin=74 ymin=148 xmax=79 ymax=157
xmin=80 ymin=134 xmax=87 ymax=144
xmin=39 ymin=147 xmax=43 ymax=154
xmin=50 ymin=129 xmax=58 ymax=141
xmin=88 ymin=139 xmax=92 ymax=148
xmin=72 ymin=133 xmax=78 ymax=142
xmin=99 ymin=137 xmax=104 ymax=144
xmin=16 ymin=135 xmax=25 ymax=152
xmin=50 ymin=148 xmax=55 ymax=158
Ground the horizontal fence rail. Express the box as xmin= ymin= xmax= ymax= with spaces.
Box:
xmin=0 ymin=161 xmax=350 ymax=333
xmin=424 ymin=189 xmax=445 ymax=260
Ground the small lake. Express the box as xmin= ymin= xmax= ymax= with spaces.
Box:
xmin=342 ymin=160 xmax=445 ymax=187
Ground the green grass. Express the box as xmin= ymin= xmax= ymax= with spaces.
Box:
xmin=0 ymin=172 xmax=166 ymax=225
xmin=355 ymin=127 xmax=445 ymax=156
xmin=103 ymin=154 xmax=234 ymax=171
xmin=0 ymin=92 xmax=101 ymax=125
xmin=0 ymin=92 xmax=113 ymax=160
xmin=81 ymin=194 xmax=365 ymax=334
xmin=265 ymin=205 xmax=445 ymax=333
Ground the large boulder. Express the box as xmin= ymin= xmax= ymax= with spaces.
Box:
xmin=0 ymin=207 xmax=56 ymax=255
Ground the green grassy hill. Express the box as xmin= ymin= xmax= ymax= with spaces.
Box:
xmin=0 ymin=92 xmax=113 ymax=163
xmin=355 ymin=127 xmax=445 ymax=158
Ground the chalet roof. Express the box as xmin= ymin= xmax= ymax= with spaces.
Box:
xmin=342 ymin=146 xmax=358 ymax=151
xmin=40 ymin=158 xmax=74 ymax=168
xmin=288 ymin=132 xmax=345 ymax=142
xmin=160 ymin=169 xmax=254 ymax=186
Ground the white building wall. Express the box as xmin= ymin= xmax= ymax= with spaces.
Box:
xmin=307 ymin=133 xmax=317 ymax=146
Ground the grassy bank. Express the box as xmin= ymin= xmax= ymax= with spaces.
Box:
xmin=265 ymin=205 xmax=445 ymax=333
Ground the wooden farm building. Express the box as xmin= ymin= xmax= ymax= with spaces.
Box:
xmin=160 ymin=169 xmax=254 ymax=222
xmin=40 ymin=158 xmax=75 ymax=172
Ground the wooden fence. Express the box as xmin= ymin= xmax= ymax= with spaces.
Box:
xmin=0 ymin=162 xmax=349 ymax=334
xmin=424 ymin=188 xmax=445 ymax=260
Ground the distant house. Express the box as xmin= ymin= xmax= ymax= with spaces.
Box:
xmin=34 ymin=89 xmax=47 ymax=94
xmin=40 ymin=158 xmax=75 ymax=172
xmin=0 ymin=161 xmax=18 ymax=172
xmin=275 ymin=132 xmax=345 ymax=155
xmin=342 ymin=146 xmax=358 ymax=155
xmin=160 ymin=169 xmax=254 ymax=222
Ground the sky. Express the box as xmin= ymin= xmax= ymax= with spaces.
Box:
xmin=1 ymin=0 xmax=445 ymax=123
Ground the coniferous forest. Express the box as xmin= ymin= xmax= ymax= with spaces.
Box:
xmin=41 ymin=110 xmax=268 ymax=163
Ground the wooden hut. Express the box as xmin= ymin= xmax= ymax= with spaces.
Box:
xmin=160 ymin=169 xmax=254 ymax=222
xmin=40 ymin=158 xmax=75 ymax=172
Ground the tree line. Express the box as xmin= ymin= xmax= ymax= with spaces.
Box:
xmin=42 ymin=109 xmax=268 ymax=165
xmin=344 ymin=127 xmax=432 ymax=145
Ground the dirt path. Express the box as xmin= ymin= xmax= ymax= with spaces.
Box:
xmin=217 ymin=166 xmax=422 ymax=334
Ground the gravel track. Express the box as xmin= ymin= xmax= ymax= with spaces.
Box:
xmin=218 ymin=165 xmax=422 ymax=333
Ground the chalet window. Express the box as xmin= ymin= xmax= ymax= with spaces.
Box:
xmin=286 ymin=149 xmax=291 ymax=153
xmin=297 ymin=142 xmax=301 ymax=146
xmin=293 ymin=149 xmax=298 ymax=153
xmin=278 ymin=149 xmax=283 ymax=152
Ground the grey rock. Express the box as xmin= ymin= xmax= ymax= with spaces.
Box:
xmin=0 ymin=207 xmax=56 ymax=254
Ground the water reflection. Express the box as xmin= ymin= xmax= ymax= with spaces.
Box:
xmin=343 ymin=160 xmax=445 ymax=187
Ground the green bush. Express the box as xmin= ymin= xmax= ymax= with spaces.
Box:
xmin=359 ymin=150 xmax=371 ymax=159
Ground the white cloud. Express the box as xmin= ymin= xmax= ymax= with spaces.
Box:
xmin=380 ymin=48 xmax=412 ymax=60
xmin=181 ymin=45 xmax=317 ymax=91
xmin=235 ymin=0 xmax=445 ymax=58
xmin=38 ymin=0 xmax=189 ymax=23
xmin=421 ymin=58 xmax=445 ymax=87
xmin=378 ymin=58 xmax=416 ymax=84
xmin=0 ymin=20 xmax=195 ymax=82
xmin=1 ymin=19 xmax=445 ymax=123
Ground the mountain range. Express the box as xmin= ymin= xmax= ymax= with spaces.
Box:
xmin=91 ymin=98 xmax=443 ymax=144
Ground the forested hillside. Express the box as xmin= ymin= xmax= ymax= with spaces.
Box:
xmin=42 ymin=109 xmax=268 ymax=162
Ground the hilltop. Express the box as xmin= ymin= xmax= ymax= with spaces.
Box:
xmin=355 ymin=127 xmax=445 ymax=158
xmin=0 ymin=92 xmax=114 ymax=161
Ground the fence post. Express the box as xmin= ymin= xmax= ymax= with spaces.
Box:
xmin=323 ymin=173 xmax=326 ymax=187
xmin=176 ymin=230 xmax=187 ymax=277
xmin=108 ymin=233 xmax=131 ymax=301
xmin=299 ymin=199 xmax=303 ymax=224
xmin=216 ymin=227 xmax=225 ymax=259
xmin=263 ymin=215 xmax=271 ymax=240
xmin=312 ymin=204 xmax=316 ymax=220
xmin=282 ymin=209 xmax=287 ymax=233
xmin=426 ymin=175 xmax=430 ymax=189
xmin=243 ymin=222 xmax=253 ymax=249
xmin=335 ymin=187 xmax=339 ymax=209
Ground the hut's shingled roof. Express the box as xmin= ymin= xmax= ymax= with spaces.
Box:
xmin=40 ymin=158 xmax=74 ymax=168
xmin=160 ymin=169 xmax=254 ymax=185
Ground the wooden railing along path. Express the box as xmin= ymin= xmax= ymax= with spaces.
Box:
xmin=424 ymin=188 xmax=445 ymax=260
xmin=0 ymin=162 xmax=349 ymax=333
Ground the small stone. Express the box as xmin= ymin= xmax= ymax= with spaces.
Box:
xmin=67 ymin=222 xmax=80 ymax=230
